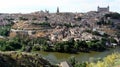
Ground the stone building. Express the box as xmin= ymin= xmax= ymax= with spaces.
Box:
xmin=97 ymin=6 xmax=109 ymax=13
xmin=60 ymin=61 xmax=72 ymax=67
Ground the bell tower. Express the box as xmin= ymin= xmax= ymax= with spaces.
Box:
xmin=56 ymin=7 xmax=59 ymax=14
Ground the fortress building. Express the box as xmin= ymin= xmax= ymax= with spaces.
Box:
xmin=97 ymin=6 xmax=109 ymax=13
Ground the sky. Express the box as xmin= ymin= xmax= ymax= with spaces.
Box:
xmin=0 ymin=0 xmax=119 ymax=13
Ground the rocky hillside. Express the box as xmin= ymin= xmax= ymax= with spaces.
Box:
xmin=0 ymin=51 xmax=53 ymax=67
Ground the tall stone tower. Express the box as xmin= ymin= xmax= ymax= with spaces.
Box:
xmin=107 ymin=6 xmax=109 ymax=11
xmin=57 ymin=7 xmax=59 ymax=14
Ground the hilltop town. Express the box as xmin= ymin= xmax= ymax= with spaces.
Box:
xmin=0 ymin=6 xmax=119 ymax=42
xmin=0 ymin=6 xmax=120 ymax=67
xmin=0 ymin=6 xmax=120 ymax=45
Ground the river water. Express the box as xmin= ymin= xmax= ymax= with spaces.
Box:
xmin=37 ymin=47 xmax=120 ymax=64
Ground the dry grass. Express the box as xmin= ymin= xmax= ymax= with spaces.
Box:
xmin=86 ymin=52 xmax=120 ymax=67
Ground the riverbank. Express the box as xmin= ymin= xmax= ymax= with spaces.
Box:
xmin=35 ymin=47 xmax=120 ymax=64
xmin=0 ymin=47 xmax=120 ymax=67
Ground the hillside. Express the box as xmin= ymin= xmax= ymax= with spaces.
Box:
xmin=86 ymin=52 xmax=120 ymax=67
xmin=0 ymin=51 xmax=53 ymax=67
xmin=8 ymin=11 xmax=120 ymax=42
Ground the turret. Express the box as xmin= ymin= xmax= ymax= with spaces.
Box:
xmin=107 ymin=6 xmax=109 ymax=11
xmin=56 ymin=7 xmax=59 ymax=14
xmin=97 ymin=6 xmax=100 ymax=12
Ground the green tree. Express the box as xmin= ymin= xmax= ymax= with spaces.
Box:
xmin=74 ymin=41 xmax=79 ymax=51
xmin=69 ymin=56 xmax=76 ymax=66
xmin=42 ymin=42 xmax=51 ymax=51
xmin=63 ymin=44 xmax=69 ymax=52
xmin=0 ymin=25 xmax=11 ymax=36
xmin=6 ymin=40 xmax=22 ymax=50
xmin=54 ymin=42 xmax=63 ymax=52
xmin=74 ymin=62 xmax=86 ymax=67
xmin=32 ymin=45 xmax=41 ymax=51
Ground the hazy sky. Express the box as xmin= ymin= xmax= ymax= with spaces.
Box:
xmin=0 ymin=0 xmax=119 ymax=13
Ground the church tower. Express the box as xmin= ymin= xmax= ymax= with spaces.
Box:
xmin=97 ymin=6 xmax=100 ymax=12
xmin=107 ymin=6 xmax=109 ymax=12
xmin=56 ymin=7 xmax=59 ymax=14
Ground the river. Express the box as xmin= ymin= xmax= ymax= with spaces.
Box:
xmin=36 ymin=47 xmax=120 ymax=64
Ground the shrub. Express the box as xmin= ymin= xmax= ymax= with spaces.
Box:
xmin=0 ymin=25 xmax=11 ymax=36
xmin=0 ymin=40 xmax=22 ymax=51
xmin=86 ymin=53 xmax=120 ymax=67
xmin=105 ymin=13 xmax=120 ymax=19
xmin=32 ymin=45 xmax=41 ymax=51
